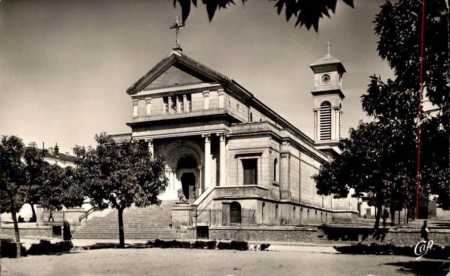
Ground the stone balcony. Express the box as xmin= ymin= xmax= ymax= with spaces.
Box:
xmin=127 ymin=107 xmax=243 ymax=127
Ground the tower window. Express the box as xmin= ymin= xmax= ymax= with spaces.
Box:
xmin=321 ymin=74 xmax=331 ymax=84
xmin=320 ymin=101 xmax=332 ymax=140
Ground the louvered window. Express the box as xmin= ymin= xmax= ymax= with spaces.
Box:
xmin=320 ymin=101 xmax=332 ymax=140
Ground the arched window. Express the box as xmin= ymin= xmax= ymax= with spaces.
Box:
xmin=273 ymin=158 xmax=278 ymax=182
xmin=320 ymin=101 xmax=332 ymax=140
xmin=230 ymin=202 xmax=242 ymax=224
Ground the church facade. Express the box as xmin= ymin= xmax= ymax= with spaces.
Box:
xmin=113 ymin=49 xmax=358 ymax=231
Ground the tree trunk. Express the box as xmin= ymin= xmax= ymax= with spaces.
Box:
xmin=117 ymin=208 xmax=125 ymax=248
xmin=29 ymin=203 xmax=37 ymax=222
xmin=11 ymin=210 xmax=21 ymax=257
xmin=390 ymin=208 xmax=395 ymax=226
xmin=374 ymin=202 xmax=382 ymax=230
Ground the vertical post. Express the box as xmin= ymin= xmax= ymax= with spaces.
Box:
xmin=219 ymin=134 xmax=226 ymax=187
xmin=204 ymin=134 xmax=211 ymax=189
xmin=415 ymin=0 xmax=427 ymax=219
xmin=147 ymin=139 xmax=154 ymax=158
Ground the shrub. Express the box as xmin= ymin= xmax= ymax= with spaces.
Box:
xmin=217 ymin=241 xmax=248 ymax=251
xmin=0 ymin=239 xmax=27 ymax=258
xmin=206 ymin=240 xmax=217 ymax=250
xmin=27 ymin=240 xmax=73 ymax=255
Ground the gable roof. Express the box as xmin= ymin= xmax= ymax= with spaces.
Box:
xmin=127 ymin=50 xmax=238 ymax=95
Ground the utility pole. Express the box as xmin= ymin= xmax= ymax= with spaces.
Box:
xmin=415 ymin=0 xmax=427 ymax=219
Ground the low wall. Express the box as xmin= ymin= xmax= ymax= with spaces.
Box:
xmin=209 ymin=226 xmax=328 ymax=243
xmin=209 ymin=225 xmax=450 ymax=247
xmin=0 ymin=224 xmax=55 ymax=239
xmin=365 ymin=228 xmax=450 ymax=246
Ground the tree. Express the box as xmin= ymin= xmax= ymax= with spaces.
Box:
xmin=314 ymin=0 xmax=449 ymax=228
xmin=37 ymin=163 xmax=85 ymax=221
xmin=73 ymin=134 xmax=168 ymax=247
xmin=23 ymin=144 xmax=47 ymax=222
xmin=315 ymin=120 xmax=416 ymax=229
xmin=173 ymin=0 xmax=355 ymax=31
xmin=0 ymin=136 xmax=26 ymax=256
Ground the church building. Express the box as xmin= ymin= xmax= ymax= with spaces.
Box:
xmin=112 ymin=48 xmax=358 ymax=234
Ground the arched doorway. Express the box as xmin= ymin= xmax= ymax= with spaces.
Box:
xmin=177 ymin=156 xmax=199 ymax=201
xmin=181 ymin=172 xmax=196 ymax=201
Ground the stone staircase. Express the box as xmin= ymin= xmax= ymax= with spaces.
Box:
xmin=72 ymin=203 xmax=177 ymax=240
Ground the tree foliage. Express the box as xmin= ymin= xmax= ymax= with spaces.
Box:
xmin=73 ymin=133 xmax=168 ymax=247
xmin=23 ymin=144 xmax=47 ymax=222
xmin=0 ymin=136 xmax=27 ymax=248
xmin=314 ymin=0 xmax=449 ymax=228
xmin=173 ymin=0 xmax=354 ymax=31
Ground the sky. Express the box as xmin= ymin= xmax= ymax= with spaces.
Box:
xmin=0 ymin=0 xmax=393 ymax=154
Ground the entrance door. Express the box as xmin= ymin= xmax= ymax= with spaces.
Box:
xmin=181 ymin=172 xmax=196 ymax=201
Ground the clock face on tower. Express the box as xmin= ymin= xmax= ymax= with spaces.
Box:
xmin=321 ymin=74 xmax=331 ymax=84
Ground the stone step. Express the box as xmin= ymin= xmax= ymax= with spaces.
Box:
xmin=72 ymin=204 xmax=177 ymax=240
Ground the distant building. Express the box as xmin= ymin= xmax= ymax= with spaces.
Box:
xmin=0 ymin=147 xmax=76 ymax=223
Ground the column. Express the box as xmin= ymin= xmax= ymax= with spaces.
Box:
xmin=313 ymin=109 xmax=318 ymax=141
xmin=183 ymin=94 xmax=187 ymax=113
xmin=203 ymin=90 xmax=210 ymax=110
xmin=145 ymin=98 xmax=152 ymax=116
xmin=203 ymin=134 xmax=211 ymax=189
xmin=336 ymin=108 xmax=341 ymax=140
xmin=219 ymin=134 xmax=226 ymax=186
xmin=218 ymin=88 xmax=225 ymax=109
xmin=280 ymin=142 xmax=291 ymax=200
xmin=147 ymin=139 xmax=154 ymax=158
xmin=331 ymin=106 xmax=336 ymax=141
xmin=168 ymin=96 xmax=173 ymax=114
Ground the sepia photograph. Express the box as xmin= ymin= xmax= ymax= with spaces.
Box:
xmin=0 ymin=0 xmax=449 ymax=275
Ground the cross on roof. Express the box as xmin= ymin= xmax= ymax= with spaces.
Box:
xmin=170 ymin=16 xmax=184 ymax=51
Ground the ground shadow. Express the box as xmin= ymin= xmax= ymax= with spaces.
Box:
xmin=384 ymin=260 xmax=450 ymax=276
xmin=319 ymin=225 xmax=388 ymax=242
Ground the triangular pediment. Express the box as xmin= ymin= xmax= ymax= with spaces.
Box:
xmin=144 ymin=65 xmax=204 ymax=90
xmin=127 ymin=51 xmax=229 ymax=95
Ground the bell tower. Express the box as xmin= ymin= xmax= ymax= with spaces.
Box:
xmin=310 ymin=44 xmax=346 ymax=154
